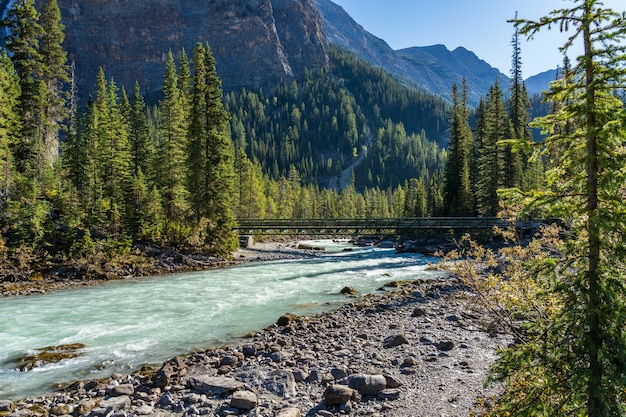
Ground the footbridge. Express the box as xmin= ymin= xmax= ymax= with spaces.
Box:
xmin=234 ymin=217 xmax=509 ymax=236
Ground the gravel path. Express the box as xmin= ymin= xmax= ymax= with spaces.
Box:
xmin=3 ymin=275 xmax=511 ymax=417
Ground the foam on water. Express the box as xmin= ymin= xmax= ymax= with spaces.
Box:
xmin=0 ymin=241 xmax=443 ymax=399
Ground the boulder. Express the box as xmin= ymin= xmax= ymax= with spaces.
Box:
xmin=236 ymin=369 xmax=296 ymax=398
xmin=331 ymin=366 xmax=348 ymax=380
xmin=340 ymin=286 xmax=358 ymax=296
xmin=348 ymin=374 xmax=387 ymax=396
xmin=411 ymin=307 xmax=427 ymax=317
xmin=384 ymin=374 xmax=404 ymax=388
xmin=322 ymin=385 xmax=356 ymax=406
xmin=49 ymin=404 xmax=70 ymax=416
xmin=220 ymin=355 xmax=239 ymax=366
xmin=187 ymin=376 xmax=243 ymax=396
xmin=383 ymin=334 xmax=410 ymax=348
xmin=377 ymin=389 xmax=401 ymax=400
xmin=0 ymin=401 xmax=14 ymax=413
xmin=73 ymin=399 xmax=97 ymax=417
xmin=292 ymin=368 xmax=309 ymax=383
xmin=277 ymin=313 xmax=297 ymax=326
xmin=276 ymin=408 xmax=301 ymax=417
xmin=91 ymin=396 xmax=131 ymax=416
xmin=110 ymin=384 xmax=134 ymax=397
xmin=242 ymin=344 xmax=257 ymax=357
xmin=230 ymin=391 xmax=257 ymax=411
xmin=436 ymin=341 xmax=456 ymax=351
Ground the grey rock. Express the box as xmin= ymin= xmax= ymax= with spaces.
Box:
xmin=277 ymin=313 xmax=297 ymax=326
xmin=411 ymin=307 xmax=427 ymax=317
xmin=340 ymin=286 xmax=358 ymax=296
xmin=133 ymin=405 xmax=154 ymax=415
xmin=220 ymin=355 xmax=239 ymax=366
xmin=230 ymin=391 xmax=257 ymax=411
xmin=322 ymin=385 xmax=355 ymax=406
xmin=276 ymin=408 xmax=301 ymax=417
xmin=93 ymin=396 xmax=131 ymax=416
xmin=348 ymin=374 xmax=387 ymax=396
xmin=292 ymin=368 xmax=309 ymax=383
xmin=0 ymin=400 xmax=14 ymax=413
xmin=242 ymin=345 xmax=257 ymax=357
xmin=403 ymin=357 xmax=418 ymax=367
xmin=8 ymin=410 xmax=33 ymax=417
xmin=73 ymin=399 xmax=97 ymax=417
xmin=330 ymin=366 xmax=348 ymax=380
xmin=383 ymin=334 xmax=410 ymax=348
xmin=384 ymin=374 xmax=404 ymax=388
xmin=187 ymin=376 xmax=243 ymax=396
xmin=377 ymin=388 xmax=401 ymax=400
xmin=236 ymin=369 xmax=296 ymax=398
xmin=111 ymin=384 xmax=134 ymax=397
xmin=50 ymin=404 xmax=71 ymax=416
xmin=156 ymin=392 xmax=178 ymax=408
xmin=98 ymin=395 xmax=131 ymax=414
xmin=436 ymin=341 xmax=456 ymax=351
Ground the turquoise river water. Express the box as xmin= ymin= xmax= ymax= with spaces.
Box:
xmin=0 ymin=240 xmax=442 ymax=400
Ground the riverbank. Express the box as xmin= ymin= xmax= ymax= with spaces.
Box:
xmin=0 ymin=241 xmax=322 ymax=298
xmin=1 ymin=275 xmax=510 ymax=417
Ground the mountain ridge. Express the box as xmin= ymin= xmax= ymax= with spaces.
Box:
xmin=314 ymin=0 xmax=510 ymax=105
xmin=1 ymin=0 xmax=550 ymax=104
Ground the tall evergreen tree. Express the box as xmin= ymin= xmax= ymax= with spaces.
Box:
xmin=443 ymin=80 xmax=474 ymax=216
xmin=38 ymin=0 xmax=68 ymax=176
xmin=476 ymin=80 xmax=512 ymax=216
xmin=188 ymin=43 xmax=237 ymax=255
xmin=92 ymin=69 xmax=132 ymax=236
xmin=129 ymin=82 xmax=153 ymax=178
xmin=233 ymin=148 xmax=266 ymax=219
xmin=508 ymin=15 xmax=538 ymax=190
xmin=156 ymin=51 xmax=189 ymax=242
xmin=2 ymin=0 xmax=45 ymax=179
xmin=0 ymin=50 xmax=21 ymax=206
xmin=484 ymin=2 xmax=626 ymax=415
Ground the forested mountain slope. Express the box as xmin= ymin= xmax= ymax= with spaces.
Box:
xmin=225 ymin=47 xmax=449 ymax=191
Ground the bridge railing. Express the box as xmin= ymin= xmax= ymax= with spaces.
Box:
xmin=234 ymin=217 xmax=510 ymax=235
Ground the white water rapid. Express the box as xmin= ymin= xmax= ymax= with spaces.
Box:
xmin=0 ymin=241 xmax=442 ymax=400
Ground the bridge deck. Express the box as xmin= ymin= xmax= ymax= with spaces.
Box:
xmin=235 ymin=217 xmax=508 ymax=235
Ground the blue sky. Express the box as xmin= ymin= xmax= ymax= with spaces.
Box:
xmin=330 ymin=0 xmax=625 ymax=76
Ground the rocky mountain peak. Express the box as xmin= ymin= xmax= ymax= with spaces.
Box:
xmin=21 ymin=0 xmax=329 ymax=98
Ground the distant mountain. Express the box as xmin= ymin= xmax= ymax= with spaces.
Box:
xmin=525 ymin=68 xmax=559 ymax=96
xmin=314 ymin=0 xmax=508 ymax=105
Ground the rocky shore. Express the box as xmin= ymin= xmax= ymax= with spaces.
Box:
xmin=1 ymin=275 xmax=511 ymax=417
xmin=0 ymin=241 xmax=322 ymax=298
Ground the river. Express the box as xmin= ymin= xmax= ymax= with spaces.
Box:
xmin=0 ymin=240 xmax=442 ymax=400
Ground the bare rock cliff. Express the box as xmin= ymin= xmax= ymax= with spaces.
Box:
xmin=27 ymin=0 xmax=329 ymax=96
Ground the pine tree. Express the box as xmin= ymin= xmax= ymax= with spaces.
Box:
xmin=484 ymin=2 xmax=626 ymax=415
xmin=177 ymin=48 xmax=192 ymax=122
xmin=188 ymin=43 xmax=237 ymax=255
xmin=156 ymin=51 xmax=189 ymax=242
xmin=92 ymin=69 xmax=132 ymax=237
xmin=38 ymin=0 xmax=68 ymax=175
xmin=508 ymin=16 xmax=537 ymax=191
xmin=129 ymin=82 xmax=153 ymax=178
xmin=476 ymin=80 xmax=512 ymax=216
xmin=233 ymin=148 xmax=266 ymax=219
xmin=443 ymin=81 xmax=474 ymax=216
xmin=2 ymin=0 xmax=45 ymax=178
xmin=0 ymin=50 xmax=21 ymax=207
